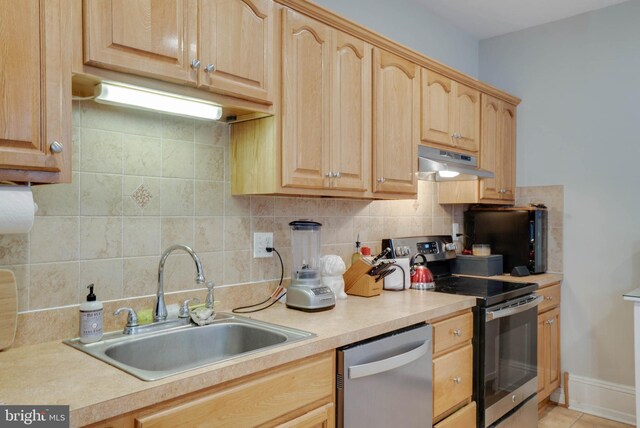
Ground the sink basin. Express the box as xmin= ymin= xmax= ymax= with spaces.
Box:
xmin=64 ymin=313 xmax=315 ymax=381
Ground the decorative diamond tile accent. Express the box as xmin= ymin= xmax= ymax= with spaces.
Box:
xmin=132 ymin=184 xmax=153 ymax=209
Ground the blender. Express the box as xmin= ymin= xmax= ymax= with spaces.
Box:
xmin=286 ymin=220 xmax=336 ymax=311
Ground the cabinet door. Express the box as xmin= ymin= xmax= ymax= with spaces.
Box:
xmin=330 ymin=32 xmax=371 ymax=192
xmin=452 ymin=83 xmax=480 ymax=153
xmin=538 ymin=307 xmax=561 ymax=402
xmin=372 ymin=48 xmax=419 ymax=194
xmin=199 ymin=0 xmax=274 ymax=104
xmin=537 ymin=313 xmax=546 ymax=398
xmin=421 ymin=69 xmax=455 ymax=148
xmin=433 ymin=344 xmax=473 ymax=420
xmin=479 ymin=94 xmax=501 ymax=201
xmin=499 ymin=102 xmax=516 ymax=201
xmin=277 ymin=403 xmax=334 ymax=428
xmin=281 ymin=9 xmax=331 ymax=190
xmin=84 ymin=0 xmax=197 ymax=84
xmin=0 ymin=0 xmax=71 ymax=183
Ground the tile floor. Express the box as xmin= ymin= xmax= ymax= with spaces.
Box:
xmin=538 ymin=405 xmax=634 ymax=427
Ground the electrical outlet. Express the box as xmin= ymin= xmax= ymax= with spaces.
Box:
xmin=452 ymin=223 xmax=460 ymax=239
xmin=253 ymin=232 xmax=273 ymax=258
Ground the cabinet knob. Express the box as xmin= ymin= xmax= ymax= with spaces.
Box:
xmin=546 ymin=319 xmax=555 ymax=325
xmin=451 ymin=376 xmax=462 ymax=384
xmin=191 ymin=59 xmax=201 ymax=69
xmin=333 ymin=172 xmax=341 ymax=178
xmin=50 ymin=141 xmax=63 ymax=154
xmin=452 ymin=329 xmax=462 ymax=337
xmin=377 ymin=177 xmax=385 ymax=183
xmin=325 ymin=172 xmax=333 ymax=178
xmin=545 ymin=296 xmax=553 ymax=301
xmin=204 ymin=64 xmax=216 ymax=73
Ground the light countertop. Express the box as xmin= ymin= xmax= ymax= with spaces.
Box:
xmin=0 ymin=290 xmax=476 ymax=427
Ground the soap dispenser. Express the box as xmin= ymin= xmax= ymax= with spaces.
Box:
xmin=80 ymin=284 xmax=103 ymax=343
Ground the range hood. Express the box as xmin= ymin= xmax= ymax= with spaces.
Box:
xmin=417 ymin=146 xmax=495 ymax=181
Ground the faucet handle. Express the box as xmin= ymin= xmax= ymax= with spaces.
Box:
xmin=114 ymin=307 xmax=139 ymax=327
xmin=205 ymin=280 xmax=215 ymax=309
xmin=179 ymin=298 xmax=200 ymax=318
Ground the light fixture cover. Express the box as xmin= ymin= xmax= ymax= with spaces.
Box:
xmin=94 ymin=81 xmax=223 ymax=121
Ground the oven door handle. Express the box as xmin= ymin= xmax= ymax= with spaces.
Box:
xmin=485 ymin=295 xmax=544 ymax=321
xmin=348 ymin=340 xmax=430 ymax=379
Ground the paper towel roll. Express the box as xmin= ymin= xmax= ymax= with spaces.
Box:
xmin=0 ymin=186 xmax=35 ymax=234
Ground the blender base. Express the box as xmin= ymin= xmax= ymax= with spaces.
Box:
xmin=286 ymin=284 xmax=336 ymax=311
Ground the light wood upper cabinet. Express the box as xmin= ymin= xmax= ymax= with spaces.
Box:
xmin=373 ymin=48 xmax=419 ymax=195
xmin=198 ymin=0 xmax=274 ymax=103
xmin=330 ymin=32 xmax=371 ymax=192
xmin=84 ymin=0 xmax=198 ymax=84
xmin=421 ymin=69 xmax=480 ymax=154
xmin=84 ymin=0 xmax=274 ymax=104
xmin=0 ymin=0 xmax=72 ymax=184
xmin=281 ymin=9 xmax=332 ymax=190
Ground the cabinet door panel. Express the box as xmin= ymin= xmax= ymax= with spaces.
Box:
xmin=199 ymin=0 xmax=273 ymax=103
xmin=281 ymin=9 xmax=331 ymax=189
xmin=537 ymin=314 xmax=546 ymax=398
xmin=547 ymin=307 xmax=561 ymax=394
xmin=0 ymin=0 xmax=71 ymax=181
xmin=373 ymin=49 xmax=418 ymax=194
xmin=453 ymin=83 xmax=480 ymax=152
xmin=499 ymin=103 xmax=516 ymax=201
xmin=331 ymin=33 xmax=370 ymax=192
xmin=421 ymin=69 xmax=454 ymax=147
xmin=84 ymin=0 xmax=197 ymax=84
xmin=479 ymin=94 xmax=501 ymax=200
xmin=277 ymin=403 xmax=334 ymax=428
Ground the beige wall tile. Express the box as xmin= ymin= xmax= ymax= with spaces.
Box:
xmin=162 ymin=139 xmax=194 ymax=179
xmin=123 ymin=217 xmax=161 ymax=257
xmin=224 ymin=217 xmax=251 ymax=251
xmin=251 ymin=217 xmax=275 ymax=246
xmin=161 ymin=217 xmax=194 ymax=249
xmin=79 ymin=259 xmax=123 ymax=302
xmin=80 ymin=217 xmax=122 ymax=260
xmin=195 ymin=181 xmax=224 ymax=216
xmin=160 ymin=178 xmax=194 ymax=216
xmin=72 ymin=126 xmax=80 ymax=171
xmin=32 ymin=172 xmax=79 ymax=216
xmin=224 ymin=183 xmax=250 ymax=216
xmin=80 ymin=101 xmax=124 ymax=132
xmin=72 ymin=100 xmax=81 ymax=124
xmin=195 ymin=145 xmax=224 ymax=181
xmin=198 ymin=251 xmax=224 ymax=287
xmin=162 ymin=115 xmax=194 ymax=141
xmin=123 ymin=135 xmax=162 ymax=176
xmin=30 ymin=217 xmax=79 ymax=263
xmin=251 ymin=254 xmax=279 ymax=282
xmin=0 ymin=233 xmax=29 ymax=265
xmin=120 ymin=108 xmax=162 ymax=137
xmin=223 ymin=250 xmax=251 ymax=285
xmin=250 ymin=196 xmax=274 ymax=217
xmin=8 ymin=265 xmax=29 ymax=312
xmin=123 ymin=257 xmax=158 ymax=298
xmin=163 ymin=253 xmax=201 ymax=292
xmin=30 ymin=262 xmax=79 ymax=309
xmin=80 ymin=128 xmax=123 ymax=173
xmin=194 ymin=217 xmax=223 ymax=253
xmin=195 ymin=120 xmax=228 ymax=146
xmin=335 ymin=200 xmax=370 ymax=217
xmin=273 ymin=217 xmax=295 ymax=249
xmin=80 ymin=173 xmax=123 ymax=216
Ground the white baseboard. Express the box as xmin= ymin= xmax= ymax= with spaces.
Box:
xmin=550 ymin=373 xmax=636 ymax=426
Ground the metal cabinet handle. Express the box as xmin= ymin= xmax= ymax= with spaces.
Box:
xmin=545 ymin=296 xmax=553 ymax=300
xmin=114 ymin=307 xmax=139 ymax=327
xmin=546 ymin=319 xmax=555 ymax=325
xmin=325 ymin=172 xmax=333 ymax=178
xmin=204 ymin=64 xmax=216 ymax=73
xmin=452 ymin=329 xmax=462 ymax=337
xmin=191 ymin=59 xmax=201 ymax=69
xmin=179 ymin=298 xmax=200 ymax=318
xmin=333 ymin=172 xmax=341 ymax=178
xmin=377 ymin=177 xmax=385 ymax=183
xmin=452 ymin=376 xmax=462 ymax=384
xmin=50 ymin=141 xmax=63 ymax=154
xmin=348 ymin=340 xmax=430 ymax=379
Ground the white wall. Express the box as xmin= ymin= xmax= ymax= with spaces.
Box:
xmin=479 ymin=0 xmax=640 ymax=388
xmin=312 ymin=0 xmax=479 ymax=77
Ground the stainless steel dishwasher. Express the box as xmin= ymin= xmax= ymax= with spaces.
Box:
xmin=336 ymin=323 xmax=433 ymax=427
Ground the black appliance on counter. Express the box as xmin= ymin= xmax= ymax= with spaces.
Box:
xmin=464 ymin=207 xmax=548 ymax=274
xmin=383 ymin=235 xmax=541 ymax=428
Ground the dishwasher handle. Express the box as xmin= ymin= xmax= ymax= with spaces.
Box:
xmin=348 ymin=340 xmax=430 ymax=380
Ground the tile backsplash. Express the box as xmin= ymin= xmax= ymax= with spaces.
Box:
xmin=0 ymin=101 xmax=463 ymax=313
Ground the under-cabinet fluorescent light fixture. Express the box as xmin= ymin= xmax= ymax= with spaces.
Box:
xmin=94 ymin=81 xmax=223 ymax=121
xmin=437 ymin=170 xmax=460 ymax=179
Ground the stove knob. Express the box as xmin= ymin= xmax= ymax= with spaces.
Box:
xmin=444 ymin=243 xmax=456 ymax=252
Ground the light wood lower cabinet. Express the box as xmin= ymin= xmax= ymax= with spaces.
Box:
xmin=430 ymin=310 xmax=474 ymax=425
xmin=87 ymin=351 xmax=335 ymax=428
xmin=0 ymin=0 xmax=72 ymax=184
xmin=434 ymin=401 xmax=476 ymax=428
xmin=538 ymin=282 xmax=562 ymax=403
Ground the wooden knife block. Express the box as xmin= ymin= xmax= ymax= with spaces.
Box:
xmin=344 ymin=259 xmax=382 ymax=297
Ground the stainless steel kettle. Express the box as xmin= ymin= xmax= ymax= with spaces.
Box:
xmin=409 ymin=253 xmax=435 ymax=290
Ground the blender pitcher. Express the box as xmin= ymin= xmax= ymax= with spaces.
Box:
xmin=286 ymin=220 xmax=335 ymax=311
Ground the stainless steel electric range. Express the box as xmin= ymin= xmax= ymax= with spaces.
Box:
xmin=383 ymin=235 xmax=542 ymax=428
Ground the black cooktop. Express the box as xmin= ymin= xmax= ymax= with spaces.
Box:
xmin=433 ymin=276 xmax=538 ymax=307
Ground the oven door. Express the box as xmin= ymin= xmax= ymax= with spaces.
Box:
xmin=482 ymin=294 xmax=543 ymax=427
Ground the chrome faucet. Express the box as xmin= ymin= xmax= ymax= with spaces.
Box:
xmin=155 ymin=244 xmax=205 ymax=321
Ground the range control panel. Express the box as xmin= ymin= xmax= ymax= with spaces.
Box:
xmin=382 ymin=235 xmax=457 ymax=262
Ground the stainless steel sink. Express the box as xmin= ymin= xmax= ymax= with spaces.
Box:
xmin=64 ymin=313 xmax=315 ymax=381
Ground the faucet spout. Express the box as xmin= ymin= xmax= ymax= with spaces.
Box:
xmin=155 ymin=244 xmax=205 ymax=321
